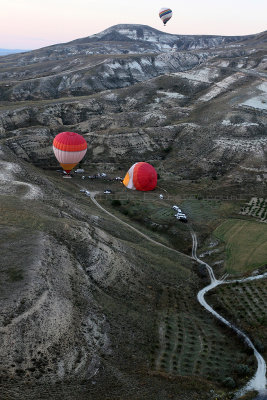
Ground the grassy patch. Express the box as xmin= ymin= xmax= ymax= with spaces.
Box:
xmin=99 ymin=195 xmax=192 ymax=253
xmin=214 ymin=219 xmax=267 ymax=274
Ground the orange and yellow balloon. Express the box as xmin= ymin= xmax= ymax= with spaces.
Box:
xmin=123 ymin=162 xmax=157 ymax=191
xmin=53 ymin=131 xmax=87 ymax=174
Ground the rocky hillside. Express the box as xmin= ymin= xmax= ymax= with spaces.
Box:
xmin=75 ymin=24 xmax=253 ymax=51
xmin=0 ymin=25 xmax=264 ymax=104
xmin=0 ymin=142 xmax=258 ymax=400
xmin=0 ymin=52 xmax=210 ymax=101
xmin=0 ymin=24 xmax=254 ymax=65
xmin=0 ymin=24 xmax=266 ymax=400
xmin=0 ymin=26 xmax=266 ymax=189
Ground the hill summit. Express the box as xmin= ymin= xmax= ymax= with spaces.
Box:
xmin=68 ymin=23 xmax=253 ymax=51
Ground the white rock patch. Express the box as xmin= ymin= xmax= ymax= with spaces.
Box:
xmin=215 ymin=138 xmax=267 ymax=153
xmin=221 ymin=120 xmax=259 ymax=127
xmin=157 ymin=90 xmax=185 ymax=99
xmin=199 ymin=73 xmax=244 ymax=102
xmin=240 ymin=81 xmax=267 ymax=110
xmin=174 ymin=67 xmax=220 ymax=84
xmin=0 ymin=159 xmax=42 ymax=200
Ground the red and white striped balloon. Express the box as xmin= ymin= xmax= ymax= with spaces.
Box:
xmin=53 ymin=132 xmax=87 ymax=174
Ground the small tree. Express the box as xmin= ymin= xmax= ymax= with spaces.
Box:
xmin=223 ymin=377 xmax=236 ymax=388
xmin=111 ymin=199 xmax=121 ymax=207
xmin=235 ymin=364 xmax=250 ymax=376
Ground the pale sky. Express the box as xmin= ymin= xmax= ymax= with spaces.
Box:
xmin=1 ymin=0 xmax=266 ymax=49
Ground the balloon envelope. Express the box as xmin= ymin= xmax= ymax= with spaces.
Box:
xmin=159 ymin=8 xmax=172 ymax=25
xmin=123 ymin=162 xmax=157 ymax=191
xmin=53 ymin=131 xmax=87 ymax=173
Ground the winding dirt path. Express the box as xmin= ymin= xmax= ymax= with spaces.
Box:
xmin=90 ymin=193 xmax=191 ymax=260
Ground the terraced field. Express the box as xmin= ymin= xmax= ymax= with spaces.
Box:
xmin=151 ymin=285 xmax=255 ymax=385
xmin=208 ymin=278 xmax=267 ymax=363
xmin=240 ymin=198 xmax=267 ymax=223
xmin=214 ymin=219 xmax=267 ymax=274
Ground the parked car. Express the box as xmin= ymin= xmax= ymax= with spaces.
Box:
xmin=104 ymin=189 xmax=112 ymax=194
xmin=85 ymin=190 xmax=91 ymax=197
xmin=80 ymin=189 xmax=86 ymax=193
xmin=176 ymin=212 xmax=186 ymax=216
xmin=177 ymin=214 xmax=187 ymax=222
xmin=173 ymin=205 xmax=181 ymax=212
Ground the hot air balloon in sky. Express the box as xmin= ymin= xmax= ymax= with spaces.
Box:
xmin=159 ymin=7 xmax=172 ymax=26
xmin=123 ymin=162 xmax=157 ymax=191
xmin=53 ymin=131 xmax=87 ymax=176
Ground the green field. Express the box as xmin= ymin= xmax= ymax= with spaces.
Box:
xmin=214 ymin=219 xmax=267 ymax=274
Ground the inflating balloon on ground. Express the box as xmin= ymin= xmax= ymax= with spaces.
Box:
xmin=123 ymin=162 xmax=157 ymax=191
xmin=53 ymin=131 xmax=87 ymax=176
